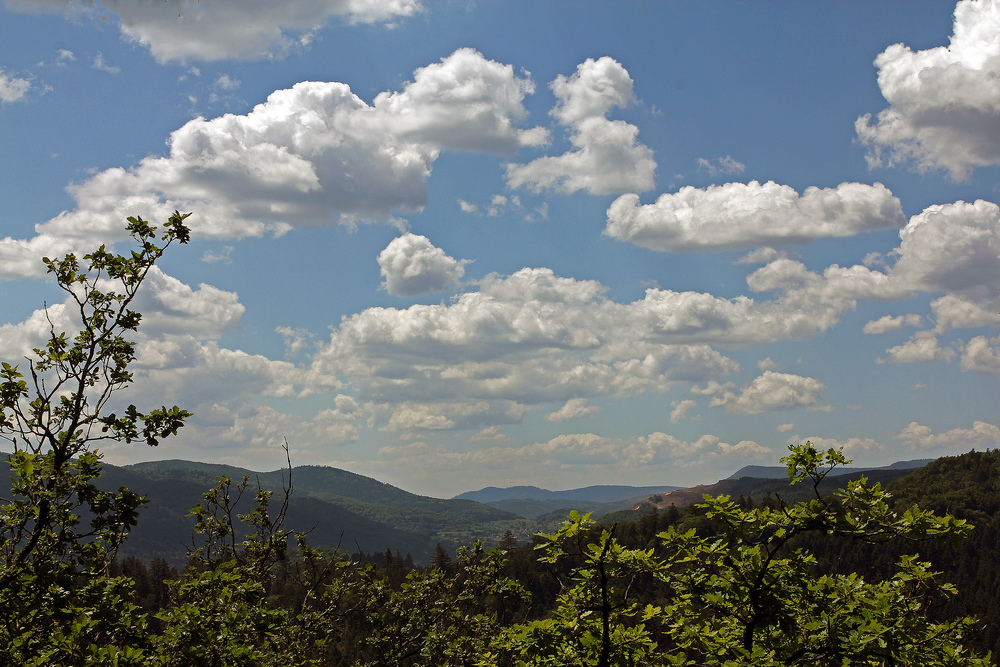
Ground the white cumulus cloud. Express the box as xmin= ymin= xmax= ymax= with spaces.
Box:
xmin=669 ymin=399 xmax=698 ymax=423
xmin=604 ymin=181 xmax=905 ymax=252
xmin=0 ymin=49 xmax=544 ymax=278
xmin=545 ymin=397 xmax=599 ymax=422
xmin=378 ymin=233 xmax=468 ymax=296
xmin=506 ymin=56 xmax=655 ymax=195
xmin=0 ymin=67 xmax=31 ymax=103
xmin=856 ymin=0 xmax=1000 ymax=179
xmin=862 ymin=313 xmax=923 ymax=334
xmin=931 ymin=293 xmax=1000 ymax=331
xmin=891 ymin=199 xmax=1000 ymax=294
xmin=4 ymin=0 xmax=423 ymax=63
xmin=709 ymin=371 xmax=826 ymax=414
xmin=897 ymin=420 xmax=1000 ymax=452
xmin=879 ymin=331 xmax=956 ymax=364
xmin=960 ymin=335 xmax=1000 ymax=374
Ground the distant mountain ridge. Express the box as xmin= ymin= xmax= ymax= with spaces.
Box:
xmin=727 ymin=459 xmax=934 ymax=480
xmin=455 ymin=484 xmax=681 ymax=504
xmin=89 ymin=459 xmax=525 ymax=566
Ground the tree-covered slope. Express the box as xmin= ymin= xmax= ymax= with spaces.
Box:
xmin=106 ymin=459 xmax=526 ymax=564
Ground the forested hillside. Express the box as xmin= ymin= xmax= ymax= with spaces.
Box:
xmin=95 ymin=459 xmax=525 ymax=565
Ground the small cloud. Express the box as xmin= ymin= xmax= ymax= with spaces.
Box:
xmin=696 ymin=155 xmax=746 ymax=176
xmin=690 ymin=380 xmax=735 ymax=396
xmin=378 ymin=233 xmax=468 ymax=296
xmin=862 ymin=251 xmax=888 ymax=269
xmin=524 ymin=202 xmax=549 ymax=223
xmin=757 ymin=357 xmax=781 ymax=371
xmin=56 ymin=49 xmax=76 ymax=64
xmin=457 ymin=198 xmax=478 ymax=214
xmin=913 ymin=383 xmax=927 ymax=390
xmin=878 ymin=331 xmax=956 ymax=364
xmin=862 ymin=314 xmax=922 ymax=335
xmin=897 ymin=420 xmax=1000 ymax=452
xmin=735 ymin=247 xmax=783 ymax=265
xmin=776 ymin=423 xmax=794 ymax=432
xmin=215 ymin=74 xmax=241 ymax=91
xmin=0 ymin=68 xmax=32 ymax=104
xmin=669 ymin=399 xmax=698 ymax=423
xmin=709 ymin=371 xmax=825 ymax=415
xmin=92 ymin=52 xmax=120 ymax=74
xmin=201 ymin=245 xmax=234 ymax=264
xmin=276 ymin=325 xmax=315 ymax=357
xmin=545 ymin=397 xmax=599 ymax=423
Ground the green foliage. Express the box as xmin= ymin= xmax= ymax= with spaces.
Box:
xmin=151 ymin=473 xmax=297 ymax=667
xmin=490 ymin=444 xmax=989 ymax=667
xmin=0 ymin=213 xmax=192 ymax=664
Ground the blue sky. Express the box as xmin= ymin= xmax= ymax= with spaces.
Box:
xmin=2 ymin=0 xmax=1000 ymax=497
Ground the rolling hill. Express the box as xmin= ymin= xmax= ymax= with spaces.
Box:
xmin=95 ymin=460 xmax=525 ymax=566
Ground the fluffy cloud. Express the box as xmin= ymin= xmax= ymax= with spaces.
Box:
xmin=709 ymin=371 xmax=826 ymax=414
xmin=308 ymin=267 xmax=746 ymax=431
xmin=354 ymin=430 xmax=774 ymax=494
xmin=0 ymin=67 xmax=31 ymax=103
xmin=384 ymin=400 xmax=526 ymax=435
xmin=669 ymin=399 xmax=698 ymax=423
xmin=891 ymin=199 xmax=1000 ymax=294
xmin=378 ymin=233 xmax=468 ymax=296
xmin=862 ymin=313 xmax=922 ymax=334
xmin=867 ymin=199 xmax=1000 ymax=368
xmin=367 ymin=48 xmax=546 ymax=153
xmin=880 ymin=331 xmax=955 ymax=364
xmin=897 ymin=420 xmax=1000 ymax=452
xmin=604 ymin=181 xmax=905 ymax=252
xmin=304 ymin=256 xmax=913 ymax=432
xmin=0 ymin=268 xmax=317 ymax=462
xmin=4 ymin=0 xmax=422 ymax=63
xmin=506 ymin=57 xmax=655 ymax=195
xmin=133 ymin=267 xmax=245 ymax=337
xmin=931 ymin=294 xmax=1000 ymax=331
xmin=0 ymin=50 xmax=543 ymax=278
xmin=0 ymin=268 xmax=242 ymax=360
xmin=545 ymin=397 xmax=599 ymax=422
xmin=960 ymin=335 xmax=1000 ymax=374
xmin=856 ymin=0 xmax=1000 ymax=179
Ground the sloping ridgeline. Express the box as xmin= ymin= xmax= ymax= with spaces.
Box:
xmin=812 ymin=450 xmax=1000 ymax=658
xmin=96 ymin=460 xmax=525 ymax=566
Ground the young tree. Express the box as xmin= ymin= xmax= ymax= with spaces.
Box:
xmin=0 ymin=213 xmax=192 ymax=664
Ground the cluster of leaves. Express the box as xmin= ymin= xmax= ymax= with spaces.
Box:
xmin=0 ymin=215 xmax=993 ymax=666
